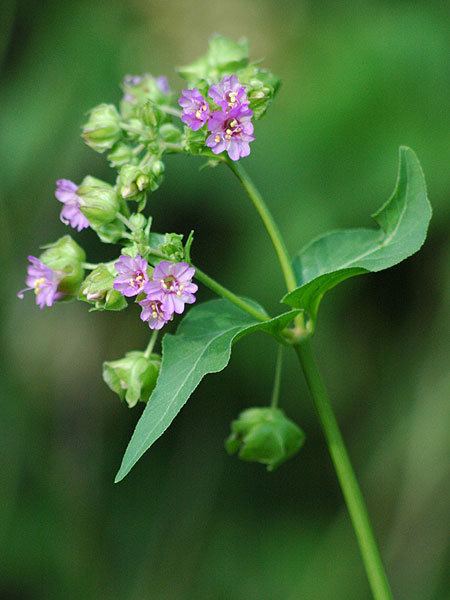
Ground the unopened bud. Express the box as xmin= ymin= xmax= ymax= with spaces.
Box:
xmin=103 ymin=351 xmax=161 ymax=407
xmin=225 ymin=407 xmax=305 ymax=471
xmin=82 ymin=104 xmax=121 ymax=153
xmin=79 ymin=264 xmax=127 ymax=311
xmin=77 ymin=176 xmax=120 ymax=226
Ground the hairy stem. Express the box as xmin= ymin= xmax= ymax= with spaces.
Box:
xmin=227 ymin=160 xmax=297 ymax=292
xmin=294 ymin=339 xmax=393 ymax=600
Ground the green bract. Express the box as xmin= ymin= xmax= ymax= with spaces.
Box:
xmin=79 ymin=264 xmax=127 ymax=312
xmin=226 ymin=407 xmax=305 ymax=471
xmin=282 ymin=147 xmax=431 ymax=326
xmin=77 ymin=176 xmax=120 ymax=227
xmin=40 ymin=235 xmax=85 ymax=296
xmin=82 ymin=103 xmax=122 ymax=153
xmin=103 ymin=351 xmax=161 ymax=408
xmin=115 ymin=300 xmax=301 ymax=482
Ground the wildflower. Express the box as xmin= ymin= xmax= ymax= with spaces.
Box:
xmin=144 ymin=261 xmax=197 ymax=314
xmin=113 ymin=255 xmax=149 ymax=297
xmin=55 ymin=179 xmax=90 ymax=231
xmin=178 ymin=88 xmax=210 ymax=131
xmin=208 ymin=75 xmax=249 ymax=112
xmin=138 ymin=297 xmax=172 ymax=330
xmin=17 ymin=256 xmax=63 ymax=309
xmin=206 ymin=104 xmax=255 ymax=161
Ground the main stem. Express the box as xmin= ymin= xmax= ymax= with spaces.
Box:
xmin=228 ymin=163 xmax=392 ymax=598
xmin=227 ymin=161 xmax=297 ymax=292
xmin=294 ymin=340 xmax=393 ymax=600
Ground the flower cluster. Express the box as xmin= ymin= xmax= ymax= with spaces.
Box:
xmin=113 ymin=256 xmax=197 ymax=330
xmin=179 ymin=75 xmax=255 ymax=161
xmin=18 ymin=35 xmax=280 ymax=407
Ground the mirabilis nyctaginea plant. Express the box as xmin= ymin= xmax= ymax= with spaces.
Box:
xmin=19 ymin=35 xmax=431 ymax=600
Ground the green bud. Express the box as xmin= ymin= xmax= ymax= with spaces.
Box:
xmin=225 ymin=407 xmax=305 ymax=471
xmin=82 ymin=103 xmax=121 ymax=152
xmin=77 ymin=176 xmax=120 ymax=226
xmin=160 ymin=233 xmax=185 ymax=261
xmin=118 ymin=165 xmax=149 ymax=201
xmin=79 ymin=264 xmax=127 ymax=312
xmin=151 ymin=160 xmax=165 ymax=178
xmin=40 ymin=235 xmax=85 ymax=296
xmin=128 ymin=213 xmax=147 ymax=231
xmin=107 ymin=143 xmax=136 ymax=168
xmin=103 ymin=351 xmax=161 ymax=408
xmin=159 ymin=123 xmax=183 ymax=144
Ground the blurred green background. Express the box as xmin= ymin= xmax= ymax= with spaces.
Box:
xmin=1 ymin=1 xmax=449 ymax=599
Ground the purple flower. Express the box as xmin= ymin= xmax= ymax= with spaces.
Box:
xmin=206 ymin=105 xmax=255 ymax=161
xmin=113 ymin=255 xmax=149 ymax=297
xmin=178 ymin=88 xmax=210 ymax=131
xmin=55 ymin=179 xmax=89 ymax=232
xmin=208 ymin=75 xmax=248 ymax=112
xmin=144 ymin=261 xmax=198 ymax=315
xmin=17 ymin=256 xmax=63 ymax=309
xmin=138 ymin=297 xmax=172 ymax=330
xmin=156 ymin=76 xmax=170 ymax=95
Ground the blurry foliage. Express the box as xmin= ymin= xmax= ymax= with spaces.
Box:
xmin=0 ymin=1 xmax=449 ymax=599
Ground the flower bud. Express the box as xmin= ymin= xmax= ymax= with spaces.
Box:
xmin=225 ymin=407 xmax=305 ymax=471
xmin=107 ymin=143 xmax=136 ymax=168
xmin=159 ymin=123 xmax=183 ymax=144
xmin=128 ymin=213 xmax=147 ymax=231
xmin=160 ymin=233 xmax=185 ymax=261
xmin=82 ymin=104 xmax=121 ymax=152
xmin=79 ymin=264 xmax=127 ymax=311
xmin=118 ymin=162 xmax=164 ymax=206
xmin=40 ymin=235 xmax=85 ymax=296
xmin=77 ymin=176 xmax=120 ymax=226
xmin=103 ymin=351 xmax=161 ymax=408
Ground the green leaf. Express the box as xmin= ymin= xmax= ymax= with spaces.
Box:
xmin=177 ymin=35 xmax=249 ymax=83
xmin=115 ymin=300 xmax=300 ymax=482
xmin=282 ymin=147 xmax=431 ymax=323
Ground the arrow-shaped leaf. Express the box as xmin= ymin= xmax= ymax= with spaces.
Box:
xmin=115 ymin=300 xmax=300 ymax=482
xmin=282 ymin=147 xmax=431 ymax=322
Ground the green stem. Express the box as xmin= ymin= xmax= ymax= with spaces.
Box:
xmin=144 ymin=330 xmax=158 ymax=359
xmin=294 ymin=339 xmax=393 ymax=600
xmin=227 ymin=160 xmax=297 ymax=293
xmin=147 ymin=251 xmax=269 ymax=323
xmin=194 ymin=266 xmax=269 ymax=323
xmin=270 ymin=345 xmax=283 ymax=409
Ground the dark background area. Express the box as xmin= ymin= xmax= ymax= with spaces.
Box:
xmin=1 ymin=1 xmax=449 ymax=599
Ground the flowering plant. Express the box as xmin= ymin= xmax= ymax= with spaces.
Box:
xmin=19 ymin=35 xmax=431 ymax=600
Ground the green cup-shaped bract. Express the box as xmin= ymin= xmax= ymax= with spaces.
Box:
xmin=82 ymin=103 xmax=121 ymax=153
xmin=77 ymin=176 xmax=120 ymax=227
xmin=103 ymin=351 xmax=161 ymax=408
xmin=40 ymin=235 xmax=86 ymax=296
xmin=226 ymin=407 xmax=305 ymax=471
xmin=107 ymin=142 xmax=136 ymax=168
xmin=79 ymin=264 xmax=127 ymax=312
